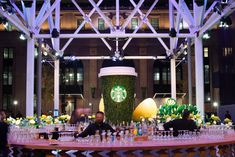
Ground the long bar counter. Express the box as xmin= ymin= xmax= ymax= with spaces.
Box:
xmin=8 ymin=133 xmax=235 ymax=157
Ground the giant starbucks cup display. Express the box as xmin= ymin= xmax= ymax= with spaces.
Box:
xmin=99 ymin=60 xmax=137 ymax=124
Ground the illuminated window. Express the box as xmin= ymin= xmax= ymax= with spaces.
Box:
xmin=77 ymin=68 xmax=83 ymax=85
xmin=204 ymin=65 xmax=210 ymax=84
xmin=204 ymin=47 xmax=209 ymax=57
xmin=151 ymin=18 xmax=159 ymax=29
xmin=3 ymin=48 xmax=13 ymax=59
xmin=98 ymin=18 xmax=105 ymax=30
xmin=3 ymin=66 xmax=12 ymax=85
xmin=131 ymin=18 xmax=138 ymax=30
xmin=3 ymin=95 xmax=12 ymax=110
xmin=223 ymin=47 xmax=233 ymax=57
xmin=64 ymin=68 xmax=74 ymax=85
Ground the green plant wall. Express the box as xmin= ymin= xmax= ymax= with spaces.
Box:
xmin=101 ymin=75 xmax=135 ymax=124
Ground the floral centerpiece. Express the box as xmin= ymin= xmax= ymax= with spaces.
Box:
xmin=6 ymin=114 xmax=71 ymax=127
xmin=158 ymin=98 xmax=202 ymax=126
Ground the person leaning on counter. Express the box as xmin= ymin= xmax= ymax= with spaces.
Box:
xmin=75 ymin=111 xmax=115 ymax=138
xmin=163 ymin=109 xmax=198 ymax=136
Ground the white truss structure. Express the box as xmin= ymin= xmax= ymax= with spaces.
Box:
xmin=1 ymin=0 xmax=235 ymax=117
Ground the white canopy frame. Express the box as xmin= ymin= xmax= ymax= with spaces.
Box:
xmin=1 ymin=0 xmax=235 ymax=117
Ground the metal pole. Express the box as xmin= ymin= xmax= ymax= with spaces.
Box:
xmin=37 ymin=39 xmax=42 ymax=123
xmin=25 ymin=1 xmax=36 ymax=116
xmin=169 ymin=0 xmax=176 ymax=99
xmin=116 ymin=0 xmax=119 ymax=27
xmin=187 ymin=38 xmax=192 ymax=104
xmin=54 ymin=1 xmax=60 ymax=114
xmin=195 ymin=36 xmax=205 ymax=119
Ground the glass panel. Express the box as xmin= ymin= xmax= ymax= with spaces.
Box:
xmin=204 ymin=47 xmax=209 ymax=57
xmin=8 ymin=48 xmax=13 ymax=59
xmin=3 ymin=96 xmax=8 ymax=110
xmin=98 ymin=18 xmax=105 ymax=30
xmin=8 ymin=69 xmax=12 ymax=85
xmin=162 ymin=67 xmax=167 ymax=84
xmin=176 ymin=68 xmax=182 ymax=81
xmin=65 ymin=68 xmax=70 ymax=85
xmin=204 ymin=65 xmax=210 ymax=84
xmin=3 ymin=48 xmax=8 ymax=59
xmin=69 ymin=68 xmax=74 ymax=85
xmin=151 ymin=18 xmax=159 ymax=29
xmin=167 ymin=68 xmax=171 ymax=84
xmin=131 ymin=18 xmax=138 ymax=30
xmin=153 ymin=72 xmax=160 ymax=81
xmin=3 ymin=72 xmax=8 ymax=85
xmin=77 ymin=19 xmax=85 ymax=30
xmin=228 ymin=48 xmax=233 ymax=55
xmin=223 ymin=47 xmax=232 ymax=56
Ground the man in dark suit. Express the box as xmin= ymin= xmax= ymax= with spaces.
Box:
xmin=163 ymin=109 xmax=198 ymax=136
xmin=77 ymin=111 xmax=115 ymax=138
xmin=0 ymin=111 xmax=9 ymax=157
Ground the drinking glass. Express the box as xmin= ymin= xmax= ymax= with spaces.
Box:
xmin=48 ymin=133 xmax=53 ymax=140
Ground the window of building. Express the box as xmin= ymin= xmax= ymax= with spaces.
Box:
xmin=64 ymin=68 xmax=75 ymax=85
xmin=204 ymin=65 xmax=210 ymax=84
xmin=77 ymin=18 xmax=85 ymax=30
xmin=176 ymin=68 xmax=182 ymax=81
xmin=150 ymin=18 xmax=159 ymax=29
xmin=3 ymin=95 xmax=12 ymax=110
xmin=3 ymin=48 xmax=13 ymax=59
xmin=204 ymin=47 xmax=209 ymax=57
xmin=77 ymin=68 xmax=83 ymax=85
xmin=3 ymin=66 xmax=12 ymax=85
xmin=205 ymin=92 xmax=211 ymax=102
xmin=131 ymin=18 xmax=138 ymax=30
xmin=153 ymin=72 xmax=160 ymax=81
xmin=98 ymin=18 xmax=105 ymax=30
xmin=167 ymin=68 xmax=171 ymax=84
xmin=223 ymin=47 xmax=233 ymax=57
xmin=162 ymin=67 xmax=168 ymax=84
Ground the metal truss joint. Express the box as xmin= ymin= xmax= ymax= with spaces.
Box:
xmin=83 ymin=14 xmax=91 ymax=23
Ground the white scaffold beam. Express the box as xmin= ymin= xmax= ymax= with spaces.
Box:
xmin=121 ymin=0 xmax=144 ymax=31
xmin=199 ymin=1 xmax=235 ymax=37
xmin=170 ymin=0 xmax=194 ymax=30
xmin=89 ymin=0 xmax=115 ymax=31
xmin=194 ymin=1 xmax=206 ymax=119
xmin=169 ymin=0 xmax=176 ymax=99
xmin=122 ymin=0 xmax=159 ymax=50
xmin=25 ymin=0 xmax=36 ymax=116
xmin=53 ymin=1 xmax=61 ymax=114
xmin=71 ymin=0 xmax=112 ymax=51
xmin=61 ymin=0 xmax=103 ymax=52
xmin=36 ymin=0 xmax=61 ymax=31
xmin=64 ymin=56 xmax=166 ymax=60
xmin=0 ymin=10 xmax=30 ymax=37
xmin=36 ymin=33 xmax=194 ymax=39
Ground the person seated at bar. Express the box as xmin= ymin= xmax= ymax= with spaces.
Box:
xmin=69 ymin=110 xmax=79 ymax=124
xmin=225 ymin=110 xmax=232 ymax=120
xmin=76 ymin=111 xmax=115 ymax=138
xmin=163 ymin=109 xmax=198 ymax=136
xmin=0 ymin=111 xmax=9 ymax=157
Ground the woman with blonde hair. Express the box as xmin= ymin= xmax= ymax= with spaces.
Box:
xmin=0 ymin=110 xmax=9 ymax=157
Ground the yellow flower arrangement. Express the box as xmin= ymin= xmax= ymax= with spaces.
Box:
xmin=224 ymin=118 xmax=232 ymax=124
xmin=26 ymin=116 xmax=34 ymax=120
xmin=29 ymin=119 xmax=36 ymax=125
xmin=211 ymin=114 xmax=220 ymax=122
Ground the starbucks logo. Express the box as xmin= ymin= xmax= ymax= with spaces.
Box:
xmin=110 ymin=86 xmax=127 ymax=102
